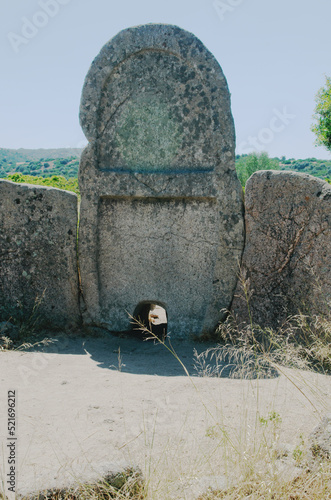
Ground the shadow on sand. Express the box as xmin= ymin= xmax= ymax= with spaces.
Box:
xmin=27 ymin=327 xmax=280 ymax=379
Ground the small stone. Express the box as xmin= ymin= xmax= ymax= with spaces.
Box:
xmin=274 ymin=442 xmax=294 ymax=459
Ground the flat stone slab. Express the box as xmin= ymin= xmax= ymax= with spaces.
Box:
xmin=231 ymin=170 xmax=331 ymax=329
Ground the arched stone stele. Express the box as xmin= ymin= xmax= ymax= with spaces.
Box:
xmin=78 ymin=24 xmax=244 ymax=337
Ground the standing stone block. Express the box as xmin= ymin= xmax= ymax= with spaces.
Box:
xmin=78 ymin=24 xmax=244 ymax=337
xmin=231 ymin=171 xmax=331 ymax=329
xmin=0 ymin=180 xmax=80 ymax=329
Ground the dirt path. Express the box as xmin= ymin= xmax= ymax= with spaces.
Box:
xmin=0 ymin=333 xmax=330 ymax=499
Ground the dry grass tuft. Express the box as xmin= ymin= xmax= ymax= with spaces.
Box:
xmin=9 ymin=467 xmax=145 ymax=500
xmin=193 ymin=308 xmax=331 ymax=379
xmin=197 ymin=460 xmax=331 ymax=499
xmin=0 ymin=334 xmax=54 ymax=352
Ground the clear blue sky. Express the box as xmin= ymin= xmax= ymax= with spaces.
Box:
xmin=1 ymin=0 xmax=330 ymax=159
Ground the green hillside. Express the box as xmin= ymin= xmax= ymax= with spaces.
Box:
xmin=235 ymin=153 xmax=331 ymax=189
xmin=0 ymin=148 xmax=83 ymax=179
xmin=0 ymin=147 xmax=84 ymax=162
xmin=1 ymin=149 xmax=331 ymax=188
xmin=5 ymin=173 xmax=79 ymax=196
xmin=278 ymin=156 xmax=331 ymax=178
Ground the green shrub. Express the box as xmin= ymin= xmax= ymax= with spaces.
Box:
xmin=235 ymin=152 xmax=279 ymax=187
xmin=6 ymin=173 xmax=80 ymax=196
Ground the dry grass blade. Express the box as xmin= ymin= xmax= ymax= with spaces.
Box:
xmin=197 ymin=460 xmax=331 ymax=499
xmin=194 ymin=307 xmax=331 ymax=380
xmin=13 ymin=467 xmax=146 ymax=499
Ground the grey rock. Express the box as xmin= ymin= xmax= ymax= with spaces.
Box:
xmin=78 ymin=24 xmax=244 ymax=337
xmin=231 ymin=170 xmax=331 ymax=329
xmin=308 ymin=413 xmax=331 ymax=468
xmin=0 ymin=181 xmax=80 ymax=330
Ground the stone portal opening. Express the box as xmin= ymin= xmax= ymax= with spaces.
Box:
xmin=133 ymin=301 xmax=168 ymax=340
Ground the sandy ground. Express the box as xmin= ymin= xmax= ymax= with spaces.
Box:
xmin=0 ymin=332 xmax=330 ymax=499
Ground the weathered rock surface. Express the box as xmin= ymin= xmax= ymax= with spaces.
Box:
xmin=78 ymin=24 xmax=244 ymax=337
xmin=231 ymin=171 xmax=331 ymax=329
xmin=0 ymin=320 xmax=20 ymax=341
xmin=0 ymin=180 xmax=80 ymax=329
xmin=308 ymin=413 xmax=331 ymax=468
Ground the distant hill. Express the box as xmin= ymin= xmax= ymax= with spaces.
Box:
xmin=236 ymin=154 xmax=331 ymax=182
xmin=0 ymin=148 xmax=84 ymax=161
xmin=0 ymin=148 xmax=84 ymax=179
xmin=0 ymin=148 xmax=330 ymax=183
xmin=278 ymin=157 xmax=331 ymax=179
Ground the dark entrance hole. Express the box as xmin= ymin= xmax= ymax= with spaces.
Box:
xmin=132 ymin=301 xmax=168 ymax=341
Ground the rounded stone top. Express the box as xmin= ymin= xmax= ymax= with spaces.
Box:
xmin=80 ymin=24 xmax=233 ymax=148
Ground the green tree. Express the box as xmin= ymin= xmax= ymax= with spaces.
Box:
xmin=312 ymin=76 xmax=331 ymax=152
xmin=235 ymin=152 xmax=279 ymax=187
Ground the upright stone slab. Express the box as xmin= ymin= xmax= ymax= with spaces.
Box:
xmin=78 ymin=24 xmax=244 ymax=337
xmin=231 ymin=171 xmax=331 ymax=329
xmin=0 ymin=180 xmax=80 ymax=329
